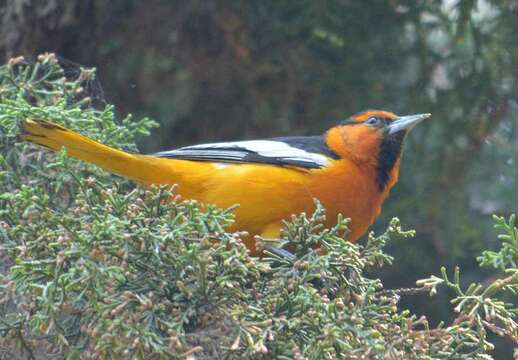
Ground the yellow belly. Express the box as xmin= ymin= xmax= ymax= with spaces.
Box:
xmin=146 ymin=157 xmax=388 ymax=253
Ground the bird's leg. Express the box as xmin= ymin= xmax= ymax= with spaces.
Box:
xmin=255 ymin=222 xmax=296 ymax=260
xmin=264 ymin=246 xmax=296 ymax=261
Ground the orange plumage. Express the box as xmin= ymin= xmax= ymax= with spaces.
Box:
xmin=20 ymin=110 xmax=430 ymax=254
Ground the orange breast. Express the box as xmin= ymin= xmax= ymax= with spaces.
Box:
xmin=308 ymin=159 xmax=388 ymax=242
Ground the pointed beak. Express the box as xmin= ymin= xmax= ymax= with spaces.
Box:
xmin=388 ymin=113 xmax=431 ymax=135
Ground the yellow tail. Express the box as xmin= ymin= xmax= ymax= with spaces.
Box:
xmin=20 ymin=118 xmax=167 ymax=184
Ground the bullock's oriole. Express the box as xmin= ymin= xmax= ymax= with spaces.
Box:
xmin=20 ymin=110 xmax=430 ymax=254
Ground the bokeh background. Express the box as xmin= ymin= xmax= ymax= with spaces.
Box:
xmin=2 ymin=0 xmax=517 ymax=356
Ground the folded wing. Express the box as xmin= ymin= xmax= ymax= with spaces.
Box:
xmin=153 ymin=136 xmax=340 ymax=169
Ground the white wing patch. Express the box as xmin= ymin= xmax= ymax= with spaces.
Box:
xmin=189 ymin=140 xmax=330 ymax=166
xmin=213 ymin=162 xmax=230 ymax=169
xmin=154 ymin=139 xmax=333 ymax=168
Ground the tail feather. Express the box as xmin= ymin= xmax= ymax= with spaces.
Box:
xmin=20 ymin=119 xmax=161 ymax=183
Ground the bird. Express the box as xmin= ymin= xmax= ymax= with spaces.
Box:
xmin=20 ymin=110 xmax=430 ymax=254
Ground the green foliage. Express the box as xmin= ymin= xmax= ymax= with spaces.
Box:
xmin=1 ymin=56 xmax=517 ymax=359
xmin=478 ymin=215 xmax=518 ymax=271
xmin=417 ymin=215 xmax=518 ymax=355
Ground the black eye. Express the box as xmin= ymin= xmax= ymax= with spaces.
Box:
xmin=365 ymin=117 xmax=382 ymax=126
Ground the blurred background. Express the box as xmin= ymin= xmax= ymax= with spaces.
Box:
xmin=2 ymin=0 xmax=516 ymax=356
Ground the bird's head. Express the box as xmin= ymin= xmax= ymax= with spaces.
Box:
xmin=326 ymin=110 xmax=431 ymax=191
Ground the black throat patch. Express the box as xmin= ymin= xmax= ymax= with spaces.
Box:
xmin=377 ymin=131 xmax=405 ymax=192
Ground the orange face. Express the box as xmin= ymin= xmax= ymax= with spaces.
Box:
xmin=325 ymin=109 xmax=431 ymax=191
xmin=326 ymin=110 xmax=399 ymax=166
